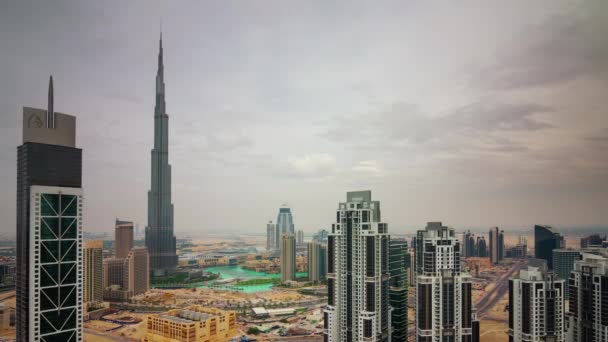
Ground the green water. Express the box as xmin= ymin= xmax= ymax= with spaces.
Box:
xmin=202 ymin=265 xmax=307 ymax=293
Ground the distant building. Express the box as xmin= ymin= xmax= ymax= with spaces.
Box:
xmin=84 ymin=240 xmax=104 ymax=306
xmin=312 ymin=229 xmax=329 ymax=244
xmin=568 ymin=254 xmax=608 ymax=341
xmin=280 ymin=234 xmax=296 ymax=283
xmin=505 ymin=236 xmax=528 ymax=259
xmin=103 ymin=258 xmax=124 ymax=287
xmin=102 ymin=247 xmax=149 ymax=301
xmin=509 ymin=264 xmax=565 ymax=342
xmin=124 ymin=247 xmax=149 ymax=296
xmin=489 ymin=227 xmax=504 ymax=264
xmin=408 ymin=247 xmax=416 ymax=288
xmin=415 ymin=222 xmax=479 ymax=341
xmin=325 ymin=191 xmax=391 ymax=341
xmin=534 ymin=225 xmax=564 ymax=269
xmin=16 ymin=76 xmax=83 ymax=341
xmin=476 ymin=236 xmax=487 ymax=257
xmin=297 ymin=230 xmax=305 ymax=246
xmin=275 ymin=206 xmax=295 ymax=249
xmin=389 ymin=239 xmax=408 ymax=342
xmin=143 ymin=306 xmax=237 ymax=342
xmin=464 ymin=230 xmax=476 ymax=258
xmin=266 ymin=221 xmax=275 ymax=251
xmin=307 ymin=242 xmax=326 ymax=283
xmin=115 ymin=219 xmax=134 ymax=258
xmin=580 ymin=234 xmax=606 ymax=248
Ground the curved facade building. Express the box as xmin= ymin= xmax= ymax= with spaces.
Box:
xmin=534 ymin=225 xmax=564 ymax=269
xmin=275 ymin=206 xmax=294 ymax=250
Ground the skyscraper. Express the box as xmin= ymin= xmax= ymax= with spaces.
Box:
xmin=280 ymin=234 xmax=296 ymax=283
xmin=489 ymin=227 xmax=504 ymax=264
xmin=16 ymin=76 xmax=84 ymax=341
xmin=580 ymin=234 xmax=606 ymax=248
xmin=324 ymin=191 xmax=391 ymax=342
xmin=146 ymin=33 xmax=178 ymax=276
xmin=307 ymin=241 xmax=326 ymax=283
xmin=463 ymin=230 xmax=476 ymax=258
xmin=84 ymin=240 xmax=103 ymax=306
xmin=415 ymin=222 xmax=479 ymax=342
xmin=476 ymin=236 xmax=487 ymax=257
xmin=552 ymin=249 xmax=585 ymax=300
xmin=534 ymin=225 xmax=564 ymax=269
xmin=389 ymin=239 xmax=408 ymax=342
xmin=568 ymin=254 xmax=608 ymax=341
xmin=115 ymin=219 xmax=134 ymax=259
xmin=124 ymin=247 xmax=150 ymax=296
xmin=509 ymin=264 xmax=565 ymax=342
xmin=275 ymin=206 xmax=294 ymax=250
xmin=266 ymin=221 xmax=276 ymax=251
xmin=297 ymin=229 xmax=305 ymax=246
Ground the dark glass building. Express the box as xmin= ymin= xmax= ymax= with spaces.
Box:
xmin=17 ymin=77 xmax=83 ymax=341
xmin=389 ymin=239 xmax=408 ymax=342
xmin=534 ymin=225 xmax=564 ymax=269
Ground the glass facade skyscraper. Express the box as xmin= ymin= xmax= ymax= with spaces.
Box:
xmin=145 ymin=33 xmax=178 ymax=276
xmin=275 ymin=206 xmax=295 ymax=250
xmin=16 ymin=77 xmax=84 ymax=341
xmin=534 ymin=225 xmax=564 ymax=269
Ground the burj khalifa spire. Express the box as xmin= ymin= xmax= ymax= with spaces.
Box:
xmin=145 ymin=32 xmax=177 ymax=276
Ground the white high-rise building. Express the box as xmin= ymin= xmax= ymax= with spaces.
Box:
xmin=509 ymin=264 xmax=565 ymax=342
xmin=568 ymin=254 xmax=608 ymax=342
xmin=324 ymin=191 xmax=391 ymax=342
xmin=415 ymin=222 xmax=479 ymax=342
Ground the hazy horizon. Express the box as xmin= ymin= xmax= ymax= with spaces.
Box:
xmin=1 ymin=0 xmax=607 ymax=236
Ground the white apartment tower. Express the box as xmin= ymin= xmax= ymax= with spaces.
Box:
xmin=415 ymin=222 xmax=479 ymax=342
xmin=324 ymin=191 xmax=391 ymax=342
xmin=568 ymin=254 xmax=608 ymax=342
xmin=509 ymin=264 xmax=565 ymax=342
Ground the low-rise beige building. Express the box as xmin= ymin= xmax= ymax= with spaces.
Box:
xmin=143 ymin=306 xmax=237 ymax=342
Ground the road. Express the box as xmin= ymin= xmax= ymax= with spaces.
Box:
xmin=475 ymin=260 xmax=526 ymax=318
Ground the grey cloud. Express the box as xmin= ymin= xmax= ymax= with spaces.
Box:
xmin=321 ymin=100 xmax=553 ymax=155
xmin=477 ymin=0 xmax=608 ymax=90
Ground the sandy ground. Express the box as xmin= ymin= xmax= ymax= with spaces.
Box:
xmin=480 ymin=320 xmax=509 ymax=342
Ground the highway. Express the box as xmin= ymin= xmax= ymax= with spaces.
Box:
xmin=475 ymin=260 xmax=526 ymax=318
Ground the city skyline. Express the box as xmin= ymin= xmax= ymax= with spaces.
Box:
xmin=1 ymin=1 xmax=608 ymax=236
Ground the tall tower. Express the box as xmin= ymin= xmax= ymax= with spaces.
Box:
xmin=307 ymin=241 xmax=326 ymax=283
xmin=146 ymin=32 xmax=177 ymax=276
xmin=534 ymin=225 xmax=564 ymax=269
xmin=568 ymin=254 xmax=608 ymax=341
xmin=509 ymin=263 xmax=565 ymax=342
xmin=115 ymin=219 xmax=134 ymax=259
xmin=324 ymin=191 xmax=391 ymax=342
xmin=489 ymin=227 xmax=504 ymax=264
xmin=84 ymin=240 xmax=104 ymax=307
xmin=389 ymin=239 xmax=408 ymax=342
xmin=280 ymin=234 xmax=296 ymax=283
xmin=275 ymin=206 xmax=294 ymax=250
xmin=415 ymin=222 xmax=479 ymax=342
xmin=266 ymin=221 xmax=276 ymax=251
xmin=16 ymin=76 xmax=84 ymax=341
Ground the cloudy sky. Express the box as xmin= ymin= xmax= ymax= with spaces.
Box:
xmin=0 ymin=0 xmax=607 ymax=237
